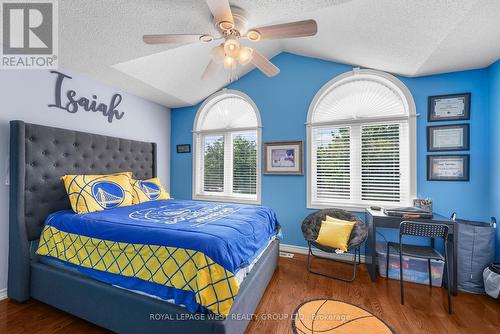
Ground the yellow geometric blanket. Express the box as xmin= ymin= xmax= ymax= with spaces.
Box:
xmin=36 ymin=225 xmax=240 ymax=316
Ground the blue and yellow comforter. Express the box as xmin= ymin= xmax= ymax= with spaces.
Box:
xmin=36 ymin=200 xmax=279 ymax=315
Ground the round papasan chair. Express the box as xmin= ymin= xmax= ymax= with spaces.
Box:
xmin=301 ymin=208 xmax=368 ymax=282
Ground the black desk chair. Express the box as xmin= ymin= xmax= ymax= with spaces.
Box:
xmin=387 ymin=221 xmax=452 ymax=313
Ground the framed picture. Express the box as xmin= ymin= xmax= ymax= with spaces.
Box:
xmin=427 ymin=124 xmax=469 ymax=152
xmin=176 ymin=144 xmax=191 ymax=153
xmin=427 ymin=154 xmax=469 ymax=181
xmin=428 ymin=93 xmax=470 ymax=122
xmin=263 ymin=141 xmax=303 ymax=175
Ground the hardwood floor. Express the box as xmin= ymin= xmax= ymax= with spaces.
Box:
xmin=1 ymin=254 xmax=499 ymax=333
xmin=248 ymin=254 xmax=500 ymax=333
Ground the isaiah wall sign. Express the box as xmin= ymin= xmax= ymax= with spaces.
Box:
xmin=48 ymin=70 xmax=125 ymax=123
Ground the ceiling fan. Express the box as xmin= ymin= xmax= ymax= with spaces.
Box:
xmin=143 ymin=0 xmax=318 ymax=80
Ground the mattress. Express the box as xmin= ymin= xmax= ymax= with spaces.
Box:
xmin=38 ymin=235 xmax=275 ymax=306
xmin=36 ymin=200 xmax=279 ymax=316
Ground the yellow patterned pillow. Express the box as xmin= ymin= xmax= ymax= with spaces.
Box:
xmin=131 ymin=177 xmax=170 ymax=204
xmin=61 ymin=173 xmax=134 ymax=214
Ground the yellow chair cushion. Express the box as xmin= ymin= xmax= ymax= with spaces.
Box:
xmin=131 ymin=177 xmax=170 ymax=204
xmin=61 ymin=173 xmax=134 ymax=214
xmin=315 ymin=217 xmax=355 ymax=251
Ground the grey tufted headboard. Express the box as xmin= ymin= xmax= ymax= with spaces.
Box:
xmin=8 ymin=120 xmax=157 ymax=301
xmin=10 ymin=120 xmax=157 ymax=240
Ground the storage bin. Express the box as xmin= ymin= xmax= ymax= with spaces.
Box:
xmin=455 ymin=217 xmax=496 ymax=294
xmin=376 ymin=242 xmax=445 ymax=287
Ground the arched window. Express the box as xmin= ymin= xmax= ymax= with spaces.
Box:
xmin=193 ymin=89 xmax=261 ymax=204
xmin=307 ymin=69 xmax=416 ymax=210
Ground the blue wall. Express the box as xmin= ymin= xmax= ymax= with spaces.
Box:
xmin=489 ymin=60 xmax=500 ymax=260
xmin=171 ymin=52 xmax=493 ymax=249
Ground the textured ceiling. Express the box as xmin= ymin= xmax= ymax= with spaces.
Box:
xmin=59 ymin=0 xmax=500 ymax=108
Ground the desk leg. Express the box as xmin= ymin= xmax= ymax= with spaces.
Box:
xmin=451 ymin=231 xmax=458 ymax=295
xmin=365 ymin=214 xmax=377 ymax=282
xmin=444 ymin=233 xmax=458 ymax=296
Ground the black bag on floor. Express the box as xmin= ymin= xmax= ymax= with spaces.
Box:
xmin=454 ymin=215 xmax=496 ymax=294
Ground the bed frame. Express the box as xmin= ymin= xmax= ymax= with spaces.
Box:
xmin=8 ymin=120 xmax=279 ymax=334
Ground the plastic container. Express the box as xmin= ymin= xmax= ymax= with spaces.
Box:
xmin=376 ymin=242 xmax=445 ymax=287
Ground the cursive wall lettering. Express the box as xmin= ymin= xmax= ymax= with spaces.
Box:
xmin=48 ymin=70 xmax=125 ymax=123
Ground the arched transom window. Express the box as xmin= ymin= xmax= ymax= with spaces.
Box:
xmin=307 ymin=69 xmax=416 ymax=210
xmin=193 ymin=89 xmax=261 ymax=204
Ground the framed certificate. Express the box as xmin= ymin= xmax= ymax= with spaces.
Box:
xmin=427 ymin=124 xmax=469 ymax=152
xmin=427 ymin=155 xmax=469 ymax=181
xmin=428 ymin=93 xmax=470 ymax=122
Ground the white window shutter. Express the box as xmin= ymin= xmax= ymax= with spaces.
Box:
xmin=232 ymin=132 xmax=257 ymax=195
xmin=308 ymin=71 xmax=414 ymax=209
xmin=193 ymin=91 xmax=261 ymax=204
xmin=312 ymin=127 xmax=351 ymax=203
xmin=202 ymin=135 xmax=225 ymax=193
xmin=361 ymin=122 xmax=405 ymax=203
xmin=311 ymin=78 xmax=407 ymax=124
xmin=196 ymin=96 xmax=258 ymax=131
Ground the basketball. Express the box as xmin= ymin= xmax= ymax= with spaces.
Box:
xmin=291 ymin=299 xmax=393 ymax=334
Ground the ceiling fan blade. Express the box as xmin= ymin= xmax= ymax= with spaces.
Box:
xmin=143 ymin=34 xmax=212 ymax=44
xmin=248 ymin=19 xmax=317 ymax=40
xmin=206 ymin=0 xmax=234 ymax=30
xmin=201 ymin=59 xmax=220 ymax=80
xmin=251 ymin=49 xmax=280 ymax=77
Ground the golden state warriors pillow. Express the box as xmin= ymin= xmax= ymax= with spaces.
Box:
xmin=61 ymin=173 xmax=134 ymax=214
xmin=131 ymin=177 xmax=170 ymax=204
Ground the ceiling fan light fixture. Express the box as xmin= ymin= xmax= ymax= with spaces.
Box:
xmin=223 ymin=36 xmax=240 ymax=58
xmin=144 ymin=3 xmax=318 ymax=80
xmin=237 ymin=47 xmax=253 ymax=65
xmin=218 ymin=20 xmax=234 ymax=31
xmin=199 ymin=34 xmax=214 ymax=42
xmin=247 ymin=30 xmax=261 ymax=41
xmin=223 ymin=55 xmax=236 ymax=70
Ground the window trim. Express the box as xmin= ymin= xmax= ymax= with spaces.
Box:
xmin=192 ymin=89 xmax=262 ymax=205
xmin=306 ymin=69 xmax=417 ymax=211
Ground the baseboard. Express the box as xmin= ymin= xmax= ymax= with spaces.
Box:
xmin=280 ymin=243 xmax=366 ymax=263
xmin=0 ymin=288 xmax=7 ymax=301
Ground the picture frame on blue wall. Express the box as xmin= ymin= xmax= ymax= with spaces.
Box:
xmin=428 ymin=93 xmax=471 ymax=122
xmin=427 ymin=124 xmax=469 ymax=152
xmin=176 ymin=144 xmax=191 ymax=153
xmin=427 ymin=154 xmax=469 ymax=181
xmin=263 ymin=141 xmax=303 ymax=175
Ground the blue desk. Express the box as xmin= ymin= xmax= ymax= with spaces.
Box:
xmin=365 ymin=208 xmax=458 ymax=295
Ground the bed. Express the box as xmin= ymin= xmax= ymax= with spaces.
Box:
xmin=8 ymin=120 xmax=279 ymax=334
